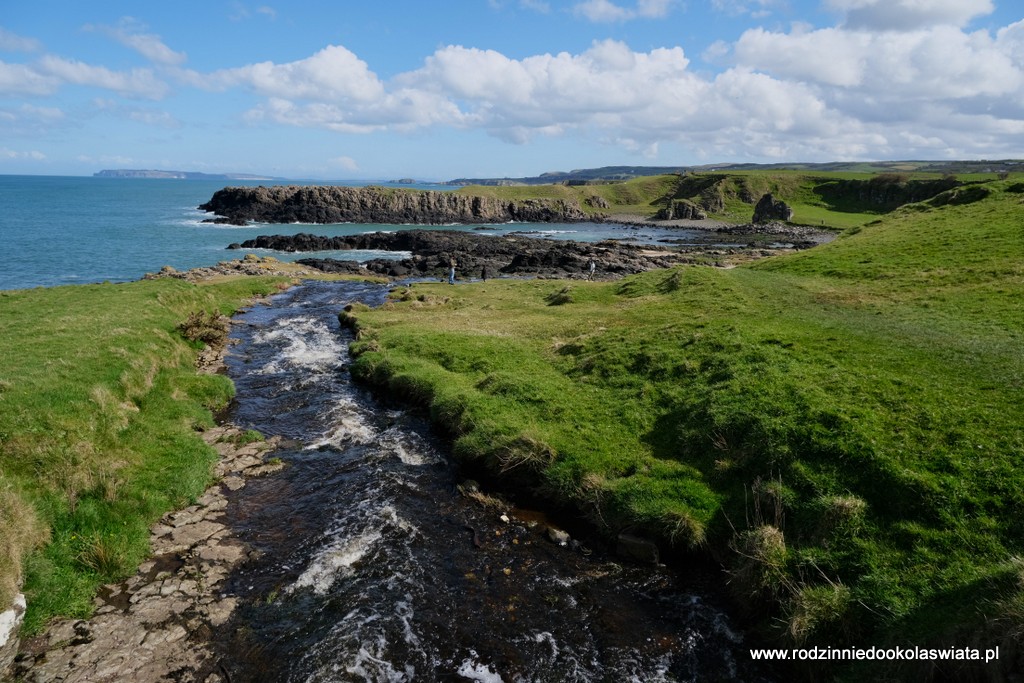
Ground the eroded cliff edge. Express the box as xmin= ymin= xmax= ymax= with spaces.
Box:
xmin=199 ymin=185 xmax=599 ymax=225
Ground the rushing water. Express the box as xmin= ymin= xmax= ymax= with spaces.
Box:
xmin=216 ymin=280 xmax=771 ymax=682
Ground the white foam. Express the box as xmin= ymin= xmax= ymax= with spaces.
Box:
xmin=253 ymin=316 xmax=347 ymax=374
xmin=395 ymin=596 xmax=421 ymax=648
xmin=457 ymin=652 xmax=505 ymax=682
xmin=306 ymin=396 xmax=378 ymax=448
xmin=290 ymin=506 xmax=417 ymax=595
xmin=307 ymin=631 xmax=414 ymax=683
xmin=378 ymin=429 xmax=438 ymax=466
xmin=308 ymin=414 xmax=378 ymax=448
xmin=289 ymin=528 xmax=382 ymax=595
xmin=533 ymin=631 xmax=559 ymax=658
xmin=344 ymin=638 xmax=415 ymax=683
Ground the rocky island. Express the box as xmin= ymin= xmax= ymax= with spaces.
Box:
xmin=199 ymin=185 xmax=596 ymax=225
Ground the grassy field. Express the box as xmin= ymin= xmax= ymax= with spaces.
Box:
xmin=346 ymin=178 xmax=1024 ymax=674
xmin=453 ymin=169 xmax=1018 ymax=232
xmin=0 ymin=275 xmax=291 ymax=633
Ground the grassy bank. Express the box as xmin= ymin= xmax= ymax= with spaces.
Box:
xmin=0 ymin=275 xmax=290 ymax=633
xmin=345 ymin=179 xmax=1024 ymax=673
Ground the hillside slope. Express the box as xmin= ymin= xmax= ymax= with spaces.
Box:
xmin=345 ymin=179 xmax=1024 ymax=677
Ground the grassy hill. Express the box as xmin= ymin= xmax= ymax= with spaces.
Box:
xmin=346 ymin=178 xmax=1024 ymax=677
xmin=456 ymin=169 xmax=1016 ymax=230
xmin=444 ymin=159 xmax=1023 ymax=186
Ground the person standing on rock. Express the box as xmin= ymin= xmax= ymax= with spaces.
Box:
xmin=449 ymin=258 xmax=457 ymax=285
xmin=587 ymin=258 xmax=596 ymax=280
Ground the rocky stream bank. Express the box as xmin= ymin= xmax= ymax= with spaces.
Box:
xmin=12 ymin=424 xmax=284 ymax=683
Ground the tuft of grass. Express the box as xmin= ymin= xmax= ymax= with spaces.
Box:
xmin=731 ymin=525 xmax=789 ymax=600
xmin=787 ymin=583 xmax=853 ymax=645
xmin=177 ymin=310 xmax=230 ymax=347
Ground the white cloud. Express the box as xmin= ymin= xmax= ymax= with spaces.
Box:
xmin=826 ymin=0 xmax=995 ymax=31
xmin=572 ymin=0 xmax=675 ymax=22
xmin=733 ymin=24 xmax=1022 ymax=98
xmin=37 ymin=55 xmax=169 ymax=99
xmin=0 ymin=60 xmax=58 ymax=95
xmin=998 ymin=19 xmax=1024 ymax=64
xmin=0 ymin=103 xmax=65 ymax=138
xmin=18 ymin=103 xmax=64 ymax=122
xmin=712 ymin=0 xmax=777 ymax=16
xmin=10 ymin=6 xmax=1012 ymax=167
xmin=573 ymin=0 xmax=633 ymax=22
xmin=1 ymin=147 xmax=46 ymax=160
xmin=409 ymin=40 xmax=693 ymax=123
xmin=329 ymin=155 xmax=359 ymax=171
xmin=636 ymin=0 xmax=675 ymax=17
xmin=519 ymin=0 xmax=551 ymax=12
xmin=85 ymin=19 xmax=187 ymax=66
xmin=126 ymin=109 xmax=180 ymax=127
xmin=200 ymin=45 xmax=384 ymax=103
xmin=77 ymin=154 xmax=134 ymax=166
xmin=230 ymin=3 xmax=279 ymax=21
xmin=0 ymin=27 xmax=43 ymax=53
xmin=216 ymin=25 xmax=1022 ymax=161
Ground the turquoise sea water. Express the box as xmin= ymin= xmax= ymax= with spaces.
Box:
xmin=0 ymin=175 xmax=707 ymax=291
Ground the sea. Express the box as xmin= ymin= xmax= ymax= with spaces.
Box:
xmin=0 ymin=175 xmax=714 ymax=292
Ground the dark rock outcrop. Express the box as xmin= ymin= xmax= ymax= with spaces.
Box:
xmin=656 ymin=198 xmax=707 ymax=220
xmin=199 ymin=185 xmax=599 ymax=226
xmin=616 ymin=533 xmax=660 ymax=564
xmin=232 ymin=229 xmax=682 ymax=280
xmin=752 ymin=193 xmax=794 ymax=223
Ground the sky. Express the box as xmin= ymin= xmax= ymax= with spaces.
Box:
xmin=1 ymin=0 xmax=1022 ymax=180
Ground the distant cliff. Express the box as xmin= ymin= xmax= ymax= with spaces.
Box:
xmin=198 ymin=185 xmax=596 ymax=225
xmin=95 ymin=169 xmax=278 ymax=180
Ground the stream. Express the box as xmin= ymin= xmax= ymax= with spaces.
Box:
xmin=215 ymin=279 xmax=772 ymax=682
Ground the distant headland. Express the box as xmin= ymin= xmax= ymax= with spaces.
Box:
xmin=442 ymin=159 xmax=1023 ymax=185
xmin=94 ymin=169 xmax=282 ymax=180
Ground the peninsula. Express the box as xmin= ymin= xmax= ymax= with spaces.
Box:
xmin=94 ymin=169 xmax=280 ymax=180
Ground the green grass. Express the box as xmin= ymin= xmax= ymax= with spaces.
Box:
xmin=456 ymin=174 xmax=681 ymax=217
xmin=0 ymin=275 xmax=289 ymax=632
xmin=346 ymin=179 xmax=1024 ymax=670
xmin=453 ymin=170 xmax=1016 ymax=234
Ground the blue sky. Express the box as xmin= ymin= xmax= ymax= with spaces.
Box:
xmin=1 ymin=0 xmax=1022 ymax=180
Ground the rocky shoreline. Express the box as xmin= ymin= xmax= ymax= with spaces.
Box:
xmin=229 ymin=228 xmax=805 ymax=281
xmin=233 ymin=229 xmax=689 ymax=279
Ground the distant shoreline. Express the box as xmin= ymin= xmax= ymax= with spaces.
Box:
xmin=94 ymin=169 xmax=282 ymax=181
